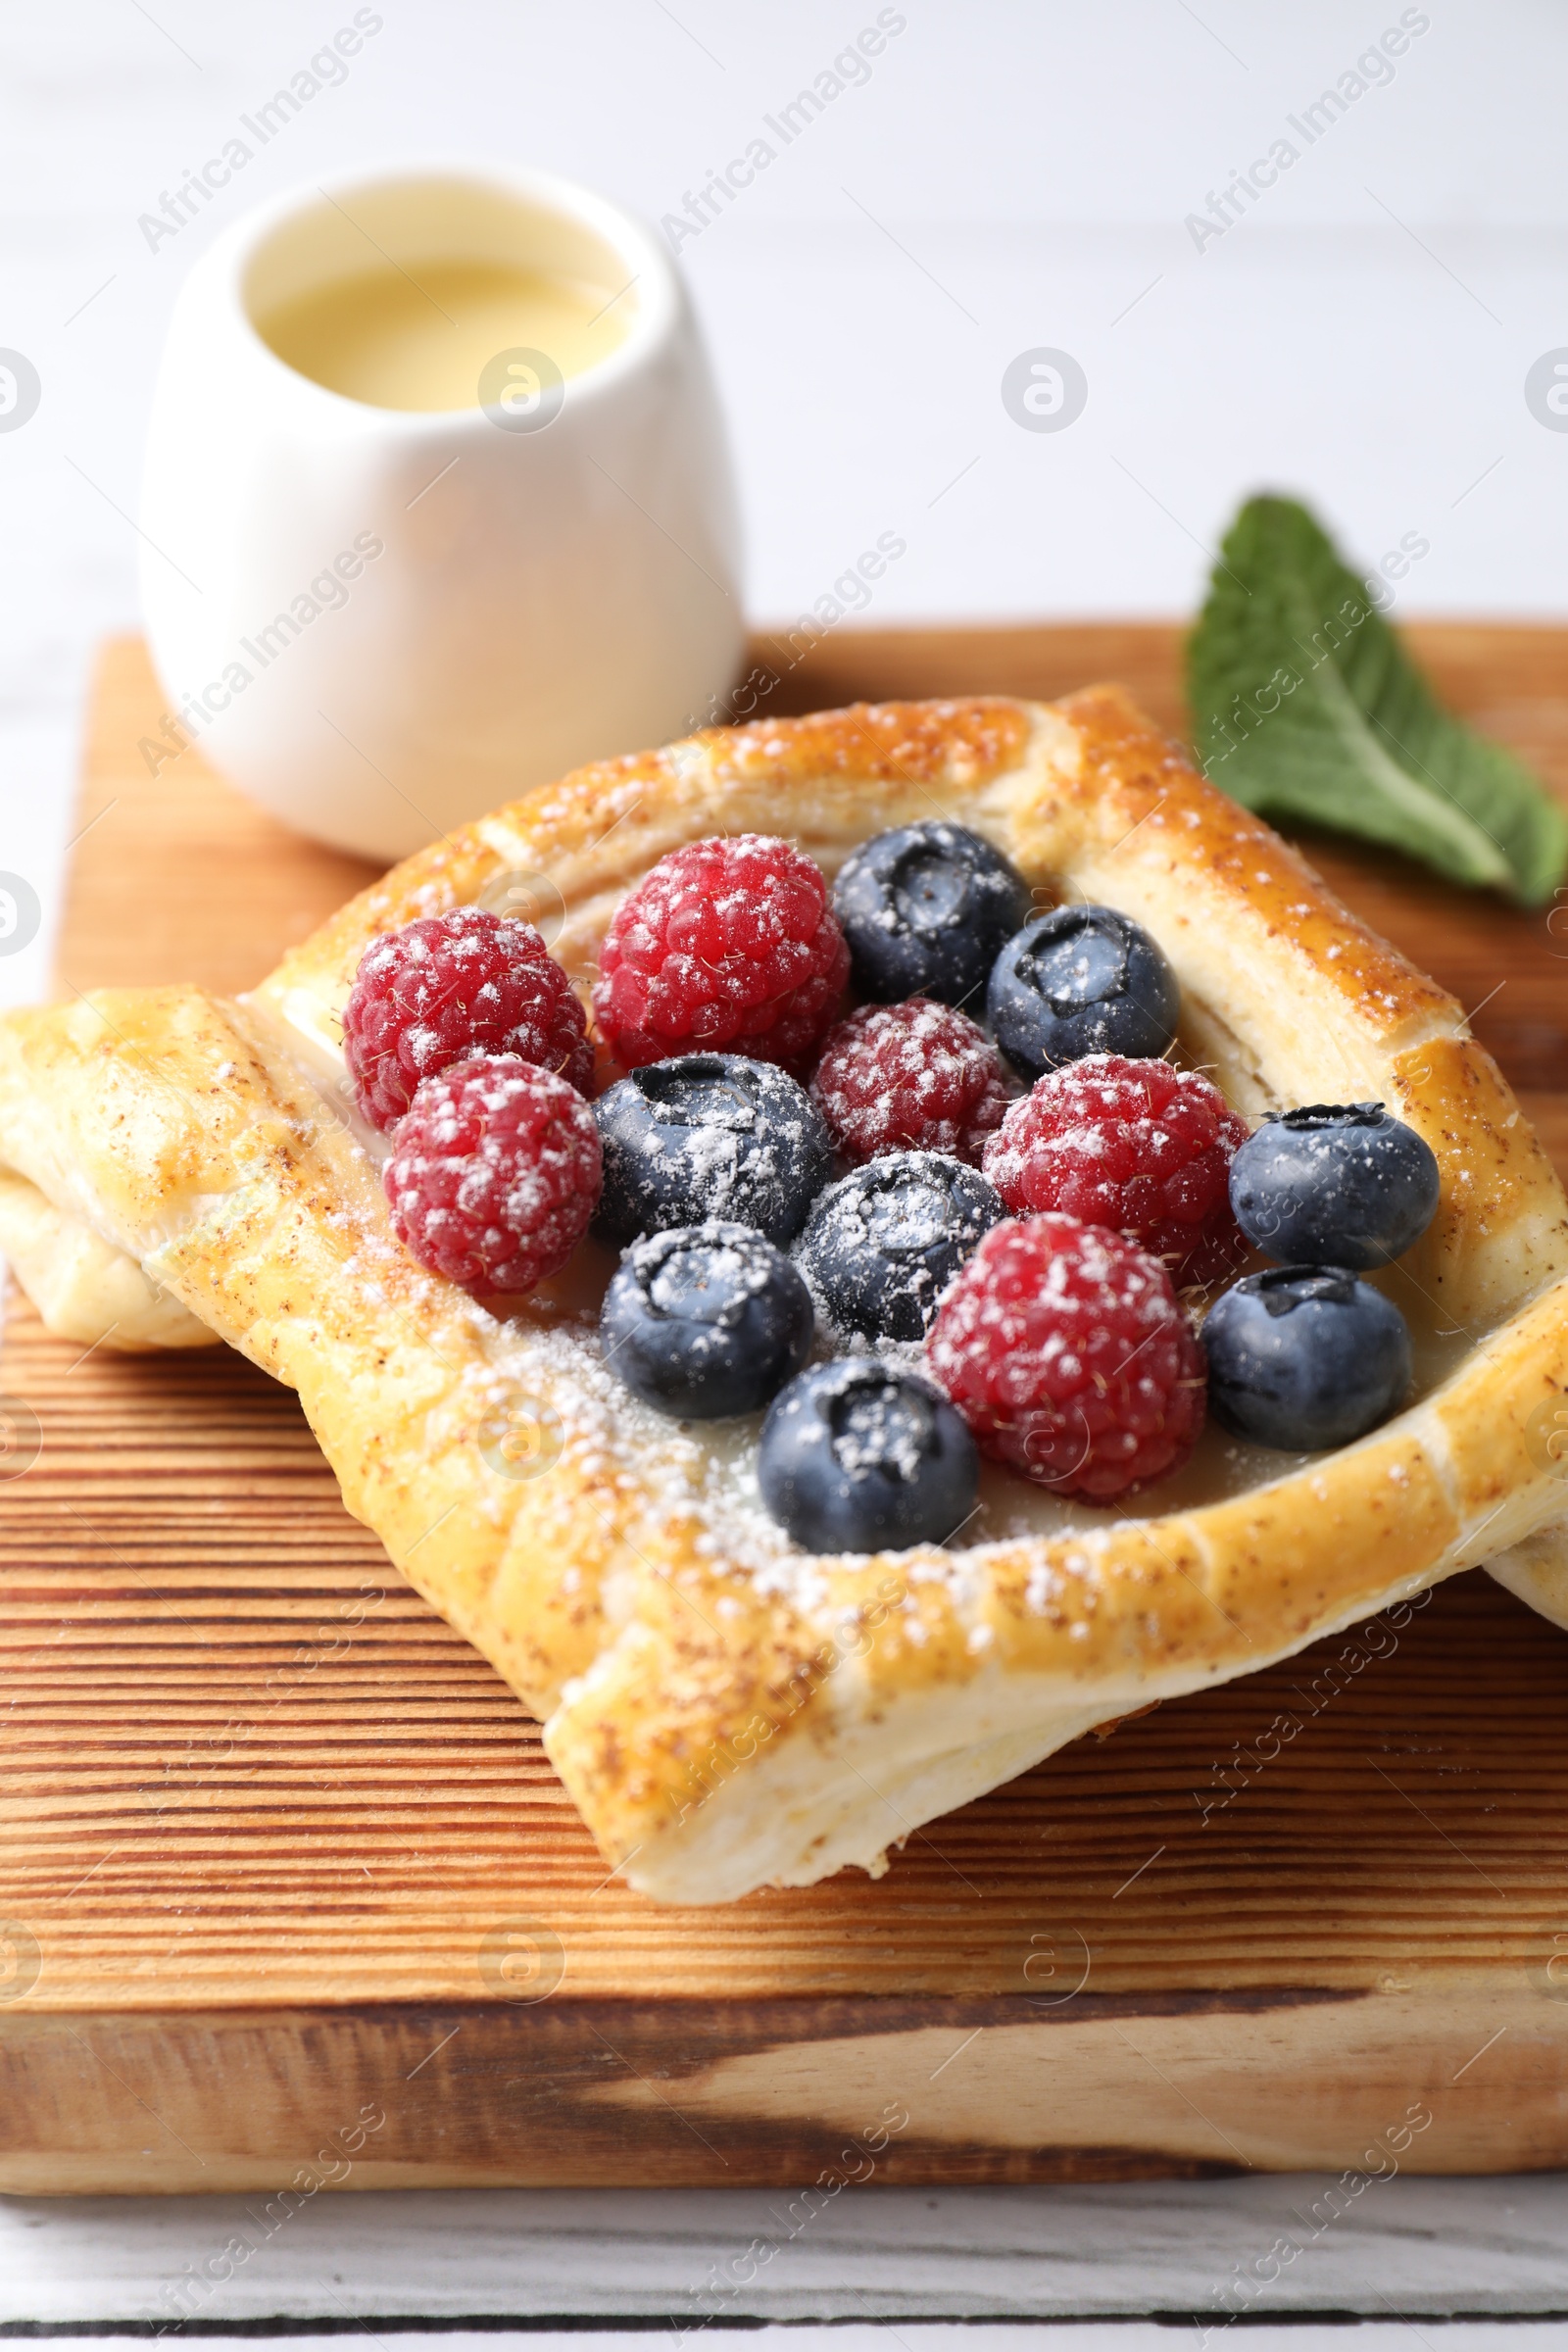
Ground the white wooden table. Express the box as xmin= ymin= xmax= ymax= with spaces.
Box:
xmin=4 ymin=2179 xmax=1568 ymax=2331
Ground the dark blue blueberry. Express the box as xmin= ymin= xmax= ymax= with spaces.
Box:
xmin=601 ymin=1221 xmax=813 ymax=1420
xmin=832 ymin=820 xmax=1033 ymax=1007
xmin=593 ymin=1053 xmax=832 ymax=1249
xmin=794 ymin=1151 xmax=1005 ymax=1343
xmin=759 ymin=1359 xmax=979 ymax=1554
xmin=1229 ymin=1102 xmax=1441 ymax=1271
xmin=987 ymin=904 xmax=1179 ymax=1079
xmin=1202 ymin=1265 xmax=1412 ymax=1451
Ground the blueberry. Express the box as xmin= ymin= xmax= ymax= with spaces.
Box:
xmin=759 ymin=1359 xmax=979 ymax=1554
xmin=601 ymin=1221 xmax=813 ymax=1420
xmin=1202 ymin=1266 xmax=1412 ymax=1452
xmin=794 ymin=1151 xmax=1005 ymax=1342
xmin=594 ymin=1053 xmax=832 ymax=1248
xmin=1229 ymin=1102 xmax=1441 ymax=1271
xmin=987 ymin=905 xmax=1179 ymax=1079
xmin=832 ymin=821 xmax=1033 ymax=1007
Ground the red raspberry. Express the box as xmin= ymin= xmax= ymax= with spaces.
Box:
xmin=809 ymin=998 xmax=1010 ymax=1166
xmin=982 ymin=1054 xmax=1249 ymax=1287
xmin=344 ymin=909 xmax=592 ymax=1132
xmin=592 ymin=834 xmax=849 ymax=1071
xmin=383 ymin=1055 xmax=602 ymax=1298
xmin=926 ymin=1213 xmax=1206 ymax=1501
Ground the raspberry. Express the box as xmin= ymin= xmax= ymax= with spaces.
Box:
xmin=809 ymin=999 xmax=1011 ymax=1166
xmin=344 ymin=909 xmax=592 ymax=1132
xmin=384 ymin=1055 xmax=602 ymax=1298
xmin=926 ymin=1213 xmax=1206 ymax=1501
xmin=592 ymin=834 xmax=850 ymax=1071
xmin=982 ymin=1054 xmax=1249 ymax=1287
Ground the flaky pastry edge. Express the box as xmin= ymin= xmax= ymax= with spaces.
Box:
xmin=4 ymin=687 xmax=1568 ymax=1901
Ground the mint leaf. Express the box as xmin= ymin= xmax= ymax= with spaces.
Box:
xmin=1186 ymin=494 xmax=1568 ymax=904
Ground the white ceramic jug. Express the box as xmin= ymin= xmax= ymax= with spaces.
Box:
xmin=140 ymin=163 xmax=744 ymax=860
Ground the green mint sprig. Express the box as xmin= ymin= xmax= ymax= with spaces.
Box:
xmin=1186 ymin=493 xmax=1568 ymax=904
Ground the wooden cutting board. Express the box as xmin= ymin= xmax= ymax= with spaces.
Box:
xmin=5 ymin=628 xmax=1568 ymax=2197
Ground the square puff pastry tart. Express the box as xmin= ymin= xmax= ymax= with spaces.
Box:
xmin=3 ymin=685 xmax=1568 ymax=1907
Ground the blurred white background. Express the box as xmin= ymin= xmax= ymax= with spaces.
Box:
xmin=2 ymin=0 xmax=1565 ymax=991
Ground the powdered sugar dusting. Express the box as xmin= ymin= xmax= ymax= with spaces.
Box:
xmin=809 ymin=997 xmax=1014 ymax=1165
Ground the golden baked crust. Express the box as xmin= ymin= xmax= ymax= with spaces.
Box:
xmin=4 ymin=687 xmax=1568 ymax=1904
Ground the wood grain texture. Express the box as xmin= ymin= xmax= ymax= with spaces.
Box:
xmin=7 ymin=628 xmax=1568 ymax=2192
xmin=11 ymin=2175 xmax=1568 ymax=2324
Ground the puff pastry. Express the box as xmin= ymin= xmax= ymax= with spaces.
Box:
xmin=4 ymin=686 xmax=1568 ymax=1904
